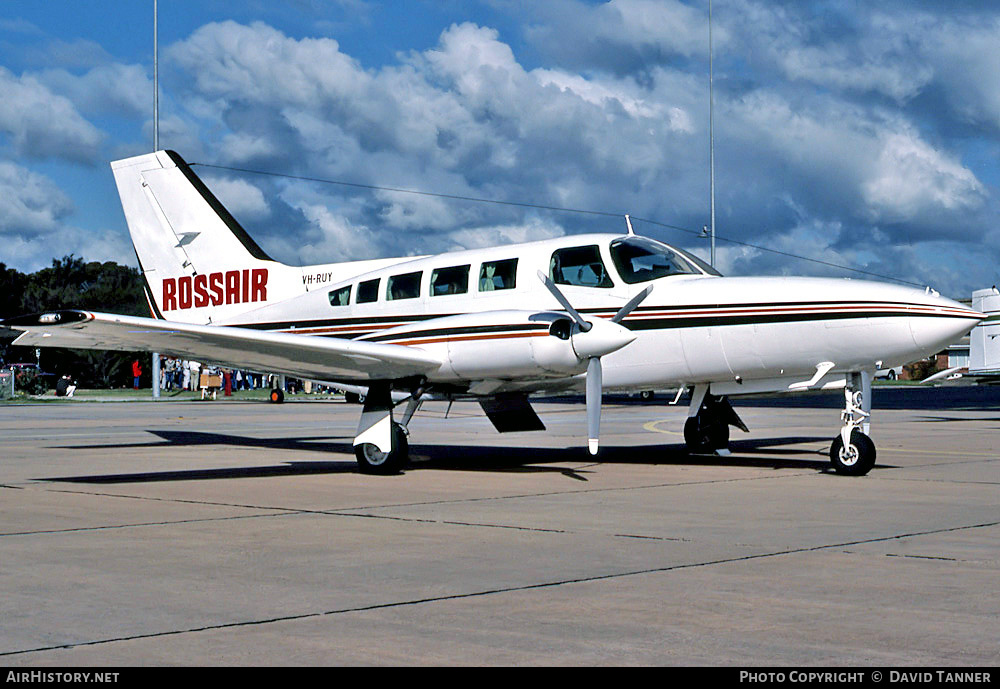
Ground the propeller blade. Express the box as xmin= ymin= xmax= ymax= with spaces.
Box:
xmin=586 ymin=356 xmax=602 ymax=455
xmin=611 ymin=285 xmax=653 ymax=323
xmin=537 ymin=270 xmax=591 ymax=332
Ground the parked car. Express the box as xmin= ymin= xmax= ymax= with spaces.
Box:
xmin=875 ymin=365 xmax=903 ymax=381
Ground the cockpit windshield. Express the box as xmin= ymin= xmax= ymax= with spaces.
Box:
xmin=609 ymin=237 xmax=720 ymax=283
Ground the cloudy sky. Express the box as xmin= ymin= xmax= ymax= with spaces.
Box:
xmin=1 ymin=0 xmax=999 ymax=298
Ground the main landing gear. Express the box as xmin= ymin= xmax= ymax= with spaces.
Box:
xmin=830 ymin=371 xmax=876 ymax=476
xmin=355 ymin=421 xmax=409 ymax=474
xmin=352 ymin=382 xmax=422 ymax=474
xmin=684 ymin=386 xmax=749 ymax=455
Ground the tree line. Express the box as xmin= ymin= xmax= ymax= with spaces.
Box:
xmin=1 ymin=256 xmax=149 ymax=389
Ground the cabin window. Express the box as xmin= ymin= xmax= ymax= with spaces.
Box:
xmin=479 ymin=258 xmax=518 ymax=291
xmin=609 ymin=237 xmax=704 ymax=283
xmin=550 ymin=245 xmax=614 ymax=288
xmin=387 ymin=271 xmax=422 ymax=300
xmin=357 ymin=278 xmax=380 ymax=304
xmin=430 ymin=265 xmax=470 ymax=296
xmin=328 ymin=285 xmax=351 ymax=307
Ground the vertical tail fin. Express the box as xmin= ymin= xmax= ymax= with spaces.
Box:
xmin=111 ymin=150 xmax=302 ymax=323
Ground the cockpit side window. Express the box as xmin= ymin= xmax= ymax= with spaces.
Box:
xmin=609 ymin=237 xmax=705 ymax=284
xmin=550 ymin=245 xmax=614 ymax=288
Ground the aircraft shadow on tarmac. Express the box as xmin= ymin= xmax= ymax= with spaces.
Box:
xmin=42 ymin=430 xmax=864 ymax=484
xmin=913 ymin=414 xmax=1000 ymax=425
xmin=597 ymin=385 xmax=1000 ymax=413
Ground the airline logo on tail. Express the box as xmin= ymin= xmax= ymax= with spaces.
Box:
xmin=162 ymin=268 xmax=268 ymax=311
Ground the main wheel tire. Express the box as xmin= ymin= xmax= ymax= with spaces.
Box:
xmin=684 ymin=416 xmax=729 ymax=454
xmin=269 ymin=388 xmax=284 ymax=404
xmin=355 ymin=423 xmax=409 ymax=475
xmin=829 ymin=430 xmax=876 ymax=476
xmin=887 ymin=370 xmax=897 ymax=381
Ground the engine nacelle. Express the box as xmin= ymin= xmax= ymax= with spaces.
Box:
xmin=358 ymin=310 xmax=585 ymax=380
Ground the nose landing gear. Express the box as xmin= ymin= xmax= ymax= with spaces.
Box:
xmin=830 ymin=371 xmax=876 ymax=476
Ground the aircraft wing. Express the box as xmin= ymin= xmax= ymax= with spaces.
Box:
xmin=3 ymin=310 xmax=443 ymax=383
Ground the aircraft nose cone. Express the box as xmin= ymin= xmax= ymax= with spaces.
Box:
xmin=908 ymin=293 xmax=984 ymax=353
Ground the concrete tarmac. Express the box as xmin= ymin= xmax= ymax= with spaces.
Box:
xmin=0 ymin=388 xmax=998 ymax=666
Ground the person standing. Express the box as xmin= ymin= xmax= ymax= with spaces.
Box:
xmin=132 ymin=359 xmax=142 ymax=389
xmin=189 ymin=360 xmax=201 ymax=391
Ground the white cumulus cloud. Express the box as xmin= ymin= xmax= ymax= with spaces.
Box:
xmin=0 ymin=66 xmax=102 ymax=162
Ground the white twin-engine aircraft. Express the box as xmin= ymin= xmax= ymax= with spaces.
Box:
xmin=4 ymin=151 xmax=984 ymax=476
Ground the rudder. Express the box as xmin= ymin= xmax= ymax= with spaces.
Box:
xmin=111 ymin=150 xmax=302 ymax=323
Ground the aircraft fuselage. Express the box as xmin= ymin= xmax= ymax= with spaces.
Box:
xmin=219 ymin=233 xmax=981 ymax=396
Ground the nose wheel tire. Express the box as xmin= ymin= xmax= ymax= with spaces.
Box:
xmin=829 ymin=430 xmax=876 ymax=476
xmin=269 ymin=389 xmax=284 ymax=404
xmin=355 ymin=422 xmax=409 ymax=475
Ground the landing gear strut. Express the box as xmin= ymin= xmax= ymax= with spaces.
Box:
xmin=352 ymin=382 xmax=422 ymax=474
xmin=830 ymin=371 xmax=876 ymax=476
xmin=684 ymin=386 xmax=748 ymax=455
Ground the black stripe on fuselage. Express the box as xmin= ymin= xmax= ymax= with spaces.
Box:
xmin=623 ymin=310 xmax=966 ymax=331
xmin=356 ymin=309 xmax=975 ymax=344
xmin=362 ymin=323 xmax=548 ymax=343
xmin=233 ymin=312 xmax=447 ymax=331
xmin=227 ymin=301 xmax=976 ymax=341
xmin=591 ymin=299 xmax=965 ymax=315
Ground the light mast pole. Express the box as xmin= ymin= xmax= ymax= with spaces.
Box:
xmin=151 ymin=0 xmax=161 ymax=399
xmin=709 ymin=0 xmax=716 ymax=267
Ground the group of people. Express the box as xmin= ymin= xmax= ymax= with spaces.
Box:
xmin=157 ymin=357 xmax=199 ymax=391
xmin=130 ymin=356 xmax=266 ymax=394
xmin=131 ymin=357 xmax=203 ymax=391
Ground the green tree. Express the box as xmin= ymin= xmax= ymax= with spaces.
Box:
xmin=20 ymin=256 xmax=145 ymax=316
xmin=0 ymin=262 xmax=28 ymax=319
